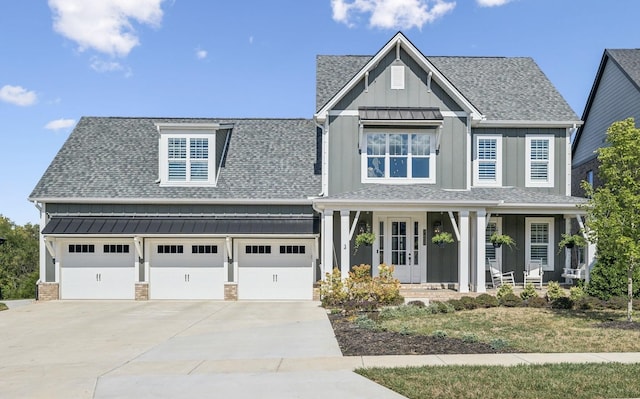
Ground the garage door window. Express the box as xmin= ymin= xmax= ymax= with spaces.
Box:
xmin=104 ymin=244 xmax=130 ymax=253
xmin=246 ymin=245 xmax=271 ymax=254
xmin=192 ymin=245 xmax=218 ymax=254
xmin=69 ymin=244 xmax=95 ymax=253
xmin=158 ymin=245 xmax=184 ymax=254
xmin=280 ymin=245 xmax=305 ymax=254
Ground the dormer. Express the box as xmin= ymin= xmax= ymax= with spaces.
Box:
xmin=156 ymin=122 xmax=233 ymax=187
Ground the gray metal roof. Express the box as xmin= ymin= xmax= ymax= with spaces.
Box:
xmin=42 ymin=216 xmax=319 ymax=235
xmin=359 ymin=107 xmax=443 ymax=121
xmin=316 ymin=55 xmax=578 ymax=121
xmin=319 ymin=185 xmax=587 ymax=205
xmin=30 ymin=117 xmax=321 ymax=201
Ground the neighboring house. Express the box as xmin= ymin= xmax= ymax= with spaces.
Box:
xmin=572 ymin=49 xmax=640 ymax=197
xmin=30 ymin=32 xmax=589 ymax=300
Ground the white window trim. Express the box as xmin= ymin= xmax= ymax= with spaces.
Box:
xmin=525 ymin=135 xmax=554 ymax=188
xmin=361 ymin=131 xmax=437 ymax=184
xmin=485 ymin=217 xmax=503 ymax=271
xmin=525 ymin=217 xmax=554 ymax=272
xmin=159 ymin=131 xmax=216 ymax=187
xmin=474 ymin=134 xmax=502 ymax=187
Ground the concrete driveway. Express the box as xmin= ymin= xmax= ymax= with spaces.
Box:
xmin=0 ymin=301 xmax=405 ymax=399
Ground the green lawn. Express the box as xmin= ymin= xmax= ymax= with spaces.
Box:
xmin=357 ymin=363 xmax=640 ymax=399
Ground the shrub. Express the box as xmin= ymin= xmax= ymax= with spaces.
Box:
xmin=490 ymin=338 xmax=509 ymax=350
xmin=586 ymin=256 xmax=640 ymax=300
xmin=475 ymin=293 xmax=499 ymax=308
xmin=431 ymin=301 xmax=456 ymax=314
xmin=0 ymin=303 xmax=7 ymax=312
xmin=319 ymin=268 xmax=346 ymax=307
xmin=574 ymin=295 xmax=604 ymax=310
xmin=569 ymin=286 xmax=586 ymax=302
xmin=432 ymin=330 xmax=448 ymax=339
xmin=496 ymin=284 xmax=514 ymax=300
xmin=447 ymin=299 xmax=465 ymax=311
xmin=462 ymin=333 xmax=479 ymax=343
xmin=459 ymin=296 xmax=478 ymax=310
xmin=605 ymin=296 xmax=627 ymax=310
xmin=379 ymin=304 xmax=429 ymax=319
xmin=526 ymin=296 xmax=548 ymax=308
xmin=499 ymin=293 xmax=522 ymax=307
xmin=354 ymin=314 xmax=377 ymax=330
xmin=520 ymin=283 xmax=539 ymax=300
xmin=407 ymin=300 xmax=426 ymax=307
xmin=545 ymin=281 xmax=565 ymax=302
xmin=551 ymin=297 xmax=573 ymax=309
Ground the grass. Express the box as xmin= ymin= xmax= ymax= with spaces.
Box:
xmin=0 ymin=303 xmax=8 ymax=311
xmin=357 ymin=363 xmax=640 ymax=399
xmin=376 ymin=306 xmax=640 ymax=352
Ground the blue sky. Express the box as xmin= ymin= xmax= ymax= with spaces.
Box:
xmin=0 ymin=0 xmax=638 ymax=225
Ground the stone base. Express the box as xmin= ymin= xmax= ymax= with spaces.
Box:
xmin=37 ymin=282 xmax=59 ymax=301
xmin=135 ymin=283 xmax=149 ymax=300
xmin=224 ymin=283 xmax=238 ymax=301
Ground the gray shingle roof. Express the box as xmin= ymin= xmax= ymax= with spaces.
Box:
xmin=30 ymin=117 xmax=321 ymax=201
xmin=319 ymin=185 xmax=587 ymax=205
xmin=606 ymin=49 xmax=640 ymax=91
xmin=316 ymin=55 xmax=579 ymax=121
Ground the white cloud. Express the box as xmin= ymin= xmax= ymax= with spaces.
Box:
xmin=331 ymin=0 xmax=456 ymax=29
xmin=45 ymin=118 xmax=76 ymax=131
xmin=0 ymin=85 xmax=38 ymax=106
xmin=196 ymin=48 xmax=207 ymax=60
xmin=48 ymin=0 xmax=165 ymax=57
xmin=90 ymin=57 xmax=133 ymax=77
xmin=476 ymin=0 xmax=512 ymax=6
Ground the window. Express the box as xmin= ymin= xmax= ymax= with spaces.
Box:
xmin=474 ymin=135 xmax=502 ymax=186
xmin=526 ymin=135 xmax=554 ymax=187
xmin=363 ymin=132 xmax=436 ymax=183
xmin=586 ymin=170 xmax=594 ymax=187
xmin=103 ymin=244 xmax=130 ymax=253
xmin=485 ymin=218 xmax=502 ymax=270
xmin=279 ymin=245 xmax=306 ymax=254
xmin=526 ymin=218 xmax=554 ymax=271
xmin=157 ymin=245 xmax=184 ymax=254
xmin=245 ymin=245 xmax=271 ymax=254
xmin=69 ymin=244 xmax=95 ymax=253
xmin=167 ymin=137 xmax=209 ymax=182
xmin=192 ymin=245 xmax=218 ymax=254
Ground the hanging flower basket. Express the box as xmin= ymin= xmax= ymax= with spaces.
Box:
xmin=489 ymin=233 xmax=515 ymax=249
xmin=432 ymin=232 xmax=454 ymax=247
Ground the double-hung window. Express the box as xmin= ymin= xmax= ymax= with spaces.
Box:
xmin=526 ymin=135 xmax=554 ymax=187
xmin=526 ymin=217 xmax=554 ymax=271
xmin=474 ymin=135 xmax=502 ymax=186
xmin=363 ymin=131 xmax=436 ymax=183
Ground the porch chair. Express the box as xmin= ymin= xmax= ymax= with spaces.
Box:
xmin=561 ymin=263 xmax=586 ymax=284
xmin=524 ymin=259 xmax=544 ymax=289
xmin=488 ymin=258 xmax=516 ymax=288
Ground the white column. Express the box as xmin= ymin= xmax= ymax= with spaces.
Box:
xmin=224 ymin=237 xmax=232 ymax=283
xmin=144 ymin=242 xmax=150 ymax=283
xmin=458 ymin=211 xmax=470 ymax=293
xmin=340 ymin=210 xmax=351 ymax=280
xmin=475 ymin=210 xmax=486 ymax=293
xmin=54 ymin=241 xmax=62 ymax=283
xmin=322 ymin=209 xmax=334 ymax=278
xmin=38 ymin=204 xmax=47 ymax=282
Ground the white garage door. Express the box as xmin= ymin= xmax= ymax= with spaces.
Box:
xmin=237 ymin=239 xmax=314 ymax=300
xmin=60 ymin=242 xmax=135 ymax=299
xmin=149 ymin=240 xmax=225 ymax=300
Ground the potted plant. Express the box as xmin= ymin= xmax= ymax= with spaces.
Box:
xmin=489 ymin=232 xmax=515 ymax=249
xmin=432 ymin=232 xmax=454 ymax=248
xmin=354 ymin=231 xmax=376 ymax=254
xmin=558 ymin=233 xmax=586 ymax=250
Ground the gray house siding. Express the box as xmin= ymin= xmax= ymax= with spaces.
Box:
xmin=426 ymin=212 xmax=458 ymax=283
xmin=574 ymin=59 xmax=640 ymax=166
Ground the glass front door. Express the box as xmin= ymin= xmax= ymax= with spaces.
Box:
xmin=386 ymin=218 xmax=420 ymax=283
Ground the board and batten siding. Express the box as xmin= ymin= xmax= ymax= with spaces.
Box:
xmin=574 ymin=59 xmax=640 ymax=166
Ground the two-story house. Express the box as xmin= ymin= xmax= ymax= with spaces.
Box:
xmin=30 ymin=32 xmax=588 ymax=301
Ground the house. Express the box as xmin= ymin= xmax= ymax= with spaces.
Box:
xmin=572 ymin=49 xmax=640 ymax=197
xmin=30 ymin=32 xmax=589 ymax=300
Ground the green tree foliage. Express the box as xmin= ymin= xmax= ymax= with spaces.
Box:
xmin=582 ymin=118 xmax=640 ymax=321
xmin=0 ymin=215 xmax=39 ymax=299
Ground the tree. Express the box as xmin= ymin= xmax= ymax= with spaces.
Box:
xmin=582 ymin=118 xmax=640 ymax=322
xmin=0 ymin=215 xmax=39 ymax=299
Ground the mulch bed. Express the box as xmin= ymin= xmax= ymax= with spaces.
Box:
xmin=596 ymin=320 xmax=640 ymax=330
xmin=328 ymin=313 xmax=513 ymax=356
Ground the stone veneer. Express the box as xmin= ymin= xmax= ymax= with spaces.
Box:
xmin=224 ymin=283 xmax=238 ymax=301
xmin=135 ymin=283 xmax=149 ymax=300
xmin=37 ymin=282 xmax=59 ymax=301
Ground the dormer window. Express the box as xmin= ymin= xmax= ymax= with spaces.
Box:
xmin=156 ymin=123 xmax=232 ymax=186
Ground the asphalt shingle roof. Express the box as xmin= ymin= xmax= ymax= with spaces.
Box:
xmin=606 ymin=49 xmax=640 ymax=90
xmin=30 ymin=117 xmax=321 ymax=201
xmin=316 ymin=55 xmax=579 ymax=121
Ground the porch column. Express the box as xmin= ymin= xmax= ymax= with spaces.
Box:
xmin=54 ymin=241 xmax=62 ymax=283
xmin=340 ymin=210 xmax=351 ymax=279
xmin=458 ymin=210 xmax=470 ymax=293
xmin=322 ymin=209 xmax=334 ymax=277
xmin=475 ymin=210 xmax=486 ymax=292
xmin=38 ymin=204 xmax=47 ymax=282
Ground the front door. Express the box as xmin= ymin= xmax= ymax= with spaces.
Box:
xmin=386 ymin=219 xmax=420 ymax=283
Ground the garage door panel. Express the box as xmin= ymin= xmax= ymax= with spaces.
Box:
xmin=238 ymin=267 xmax=312 ymax=300
xmin=61 ymin=267 xmax=135 ymax=299
xmin=150 ymin=267 xmax=224 ymax=299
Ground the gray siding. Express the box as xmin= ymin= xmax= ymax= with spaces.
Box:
xmin=574 ymin=59 xmax=640 ymax=165
xmin=46 ymin=203 xmax=315 ymax=215
xmin=427 ymin=212 xmax=458 ymax=282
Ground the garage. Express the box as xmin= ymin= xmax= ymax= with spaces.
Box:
xmin=237 ymin=239 xmax=315 ymax=300
xmin=60 ymin=241 xmax=135 ymax=299
xmin=149 ymin=239 xmax=226 ymax=299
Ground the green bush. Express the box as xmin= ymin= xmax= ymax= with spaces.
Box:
xmin=459 ymin=296 xmax=478 ymax=310
xmin=525 ymin=296 xmax=548 ymax=308
xmin=496 ymin=284 xmax=514 ymax=300
xmin=430 ymin=301 xmax=456 ymax=314
xmin=407 ymin=300 xmax=426 ymax=308
xmin=545 ymin=281 xmax=565 ymax=302
xmin=354 ymin=314 xmax=377 ymax=330
xmin=447 ymin=299 xmax=465 ymax=311
xmin=574 ymin=295 xmax=605 ymax=310
xmin=475 ymin=293 xmax=499 ymax=308
xmin=462 ymin=333 xmax=479 ymax=343
xmin=0 ymin=303 xmax=8 ymax=312
xmin=319 ymin=268 xmax=346 ymax=307
xmin=520 ymin=283 xmax=539 ymax=300
xmin=499 ymin=292 xmax=522 ymax=307
xmin=551 ymin=297 xmax=573 ymax=309
xmin=432 ymin=330 xmax=448 ymax=339
xmin=586 ymin=257 xmax=640 ymax=300
xmin=605 ymin=296 xmax=628 ymax=310
xmin=490 ymin=338 xmax=509 ymax=350
xmin=569 ymin=286 xmax=586 ymax=302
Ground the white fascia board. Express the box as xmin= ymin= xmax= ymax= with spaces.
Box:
xmin=475 ymin=120 xmax=584 ymax=128
xmin=327 ymin=110 xmax=466 ymax=118
xmin=312 ymin=199 xmax=501 ymax=211
xmin=314 ymin=32 xmax=484 ymax=123
xmin=492 ymin=203 xmax=586 ymax=214
xmin=29 ymin=197 xmax=314 ymax=205
xmin=155 ymin=122 xmax=233 ymax=131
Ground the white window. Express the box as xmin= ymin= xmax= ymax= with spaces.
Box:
xmin=474 ymin=135 xmax=502 ymax=186
xmin=362 ymin=132 xmax=436 ymax=183
xmin=526 ymin=217 xmax=554 ymax=271
xmin=485 ymin=218 xmax=502 ymax=270
xmin=159 ymin=132 xmax=216 ymax=186
xmin=526 ymin=135 xmax=554 ymax=187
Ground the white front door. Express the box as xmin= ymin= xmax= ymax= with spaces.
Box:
xmin=386 ymin=219 xmax=420 ymax=283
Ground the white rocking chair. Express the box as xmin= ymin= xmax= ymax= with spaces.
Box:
xmin=524 ymin=259 xmax=544 ymax=289
xmin=488 ymin=258 xmax=516 ymax=288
